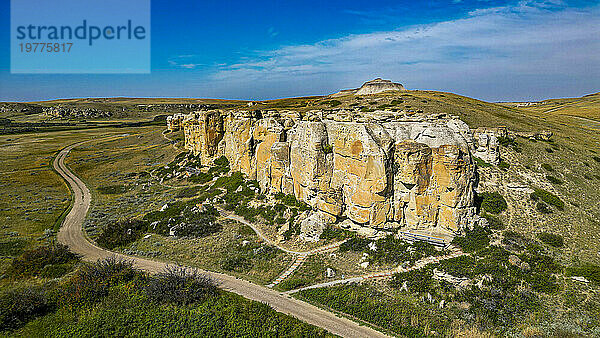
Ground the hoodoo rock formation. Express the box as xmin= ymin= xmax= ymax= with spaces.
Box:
xmin=169 ymin=108 xmax=497 ymax=240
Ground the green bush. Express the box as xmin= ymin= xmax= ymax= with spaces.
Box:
xmin=482 ymin=213 xmax=505 ymax=230
xmin=497 ymin=136 xmax=520 ymax=151
xmin=438 ymin=255 xmax=478 ymax=278
xmin=143 ymin=202 xmax=221 ymax=239
xmin=278 ymin=278 xmax=310 ymax=291
xmin=452 ymin=225 xmax=490 ymax=253
xmin=322 ymin=144 xmax=333 ymax=154
xmin=565 ymin=264 xmax=600 ymax=284
xmin=536 ymin=202 xmax=552 ymax=214
xmin=7 ymin=243 xmax=79 ymax=278
xmin=321 ymin=100 xmax=341 ymax=107
xmin=40 ymin=263 xmax=75 ymax=279
xmin=0 ymin=287 xmax=54 ymax=331
xmin=389 ymin=269 xmax=433 ymax=293
xmin=0 ymin=238 xmax=27 ymax=256
xmin=319 ymin=227 xmax=355 ymax=241
xmin=541 ymin=163 xmax=554 ymax=171
xmin=176 ymin=186 xmax=203 ymax=198
xmin=145 ymin=266 xmax=218 ymax=305
xmin=526 ymin=273 xmax=559 ymax=293
xmin=58 ymin=257 xmax=142 ymax=308
xmin=498 ymin=159 xmax=510 ymax=170
xmin=208 ymin=156 xmax=230 ymax=175
xmin=220 ymin=256 xmax=252 ymax=272
xmin=299 ymin=284 xmax=434 ymax=337
xmin=97 ymin=184 xmax=128 ymax=195
xmin=474 ymin=157 xmax=491 ymax=168
xmin=501 ymin=230 xmax=527 ymax=251
xmin=537 ymin=232 xmax=563 ymax=247
xmin=530 ymin=188 xmax=564 ymax=211
xmin=171 ymin=205 xmax=221 ymax=238
xmin=545 ymin=175 xmax=563 ymax=184
xmin=479 ymin=192 xmax=507 ymax=214
xmin=96 ymin=219 xmax=148 ymax=250
xmin=188 ymin=172 xmax=213 ymax=184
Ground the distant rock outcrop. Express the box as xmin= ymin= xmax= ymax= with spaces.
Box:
xmin=355 ymin=78 xmax=407 ymax=95
xmin=329 ymin=78 xmax=407 ymax=97
xmin=175 ymin=108 xmax=482 ymax=239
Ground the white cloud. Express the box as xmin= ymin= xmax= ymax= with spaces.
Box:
xmin=206 ymin=2 xmax=600 ymax=101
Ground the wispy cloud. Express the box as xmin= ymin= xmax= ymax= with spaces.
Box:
xmin=168 ymin=55 xmax=204 ymax=69
xmin=207 ymin=1 xmax=600 ymax=100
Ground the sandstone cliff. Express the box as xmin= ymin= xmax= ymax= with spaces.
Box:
xmin=176 ymin=109 xmax=492 ymax=238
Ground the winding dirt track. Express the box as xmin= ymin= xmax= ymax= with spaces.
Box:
xmin=54 ymin=141 xmax=389 ymax=338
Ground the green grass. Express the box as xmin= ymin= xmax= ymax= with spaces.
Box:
xmin=530 ymin=188 xmax=564 ymax=211
xmin=3 ymin=259 xmax=332 ymax=337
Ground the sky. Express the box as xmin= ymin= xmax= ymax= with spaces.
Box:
xmin=0 ymin=0 xmax=598 ymax=102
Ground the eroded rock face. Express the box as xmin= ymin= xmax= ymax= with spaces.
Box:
xmin=355 ymin=78 xmax=406 ymax=95
xmin=177 ymin=109 xmax=479 ymax=236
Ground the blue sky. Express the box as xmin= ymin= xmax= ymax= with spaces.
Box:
xmin=0 ymin=0 xmax=598 ymax=102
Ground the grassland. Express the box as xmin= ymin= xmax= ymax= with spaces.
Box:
xmin=0 ymin=128 xmax=147 ymax=282
xmin=63 ymin=129 xmax=293 ymax=285
xmin=1 ymin=90 xmax=599 ymax=336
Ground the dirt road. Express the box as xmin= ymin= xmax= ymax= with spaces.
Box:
xmin=54 ymin=141 xmax=389 ymax=338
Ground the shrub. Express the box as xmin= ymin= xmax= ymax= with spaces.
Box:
xmin=592 ymin=156 xmax=600 ymax=163
xmin=536 ymin=202 xmax=552 ymax=214
xmin=171 ymin=205 xmax=221 ymax=238
xmin=0 ymin=238 xmax=27 ymax=256
xmin=145 ymin=266 xmax=218 ymax=305
xmin=452 ymin=225 xmax=490 ymax=253
xmin=176 ymin=186 xmax=202 ymax=198
xmin=498 ymin=159 xmax=510 ymax=170
xmin=208 ymin=156 xmax=230 ymax=175
xmin=40 ymin=263 xmax=75 ymax=279
xmin=482 ymin=212 xmax=505 ymax=230
xmin=541 ymin=163 xmax=553 ymax=171
xmin=389 ymin=269 xmax=433 ymax=293
xmin=278 ymin=278 xmax=310 ymax=291
xmin=97 ymin=184 xmax=128 ymax=195
xmin=474 ymin=157 xmax=491 ymax=168
xmin=545 ymin=175 xmax=563 ymax=185
xmin=438 ymin=255 xmax=477 ymax=278
xmin=537 ymin=232 xmax=563 ymax=247
xmin=321 ymin=100 xmax=341 ymax=107
xmin=220 ymin=256 xmax=252 ymax=272
xmin=530 ymin=188 xmax=564 ymax=211
xmin=502 ymin=230 xmax=527 ymax=251
xmin=0 ymin=287 xmax=53 ymax=331
xmin=96 ymin=219 xmax=148 ymax=249
xmin=319 ymin=227 xmax=355 ymax=241
xmin=58 ymin=257 xmax=141 ymax=308
xmin=339 ymin=237 xmax=371 ymax=252
xmin=526 ymin=273 xmax=559 ymax=293
xmin=565 ymin=264 xmax=600 ymax=284
xmin=188 ymin=172 xmax=213 ymax=184
xmin=322 ymin=144 xmax=333 ymax=154
xmin=7 ymin=243 xmax=78 ymax=278
xmin=498 ymin=136 xmax=520 ymax=151
xmin=479 ymin=192 xmax=508 ymax=214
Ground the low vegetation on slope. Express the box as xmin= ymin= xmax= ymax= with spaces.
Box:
xmin=1 ymin=256 xmax=331 ymax=337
